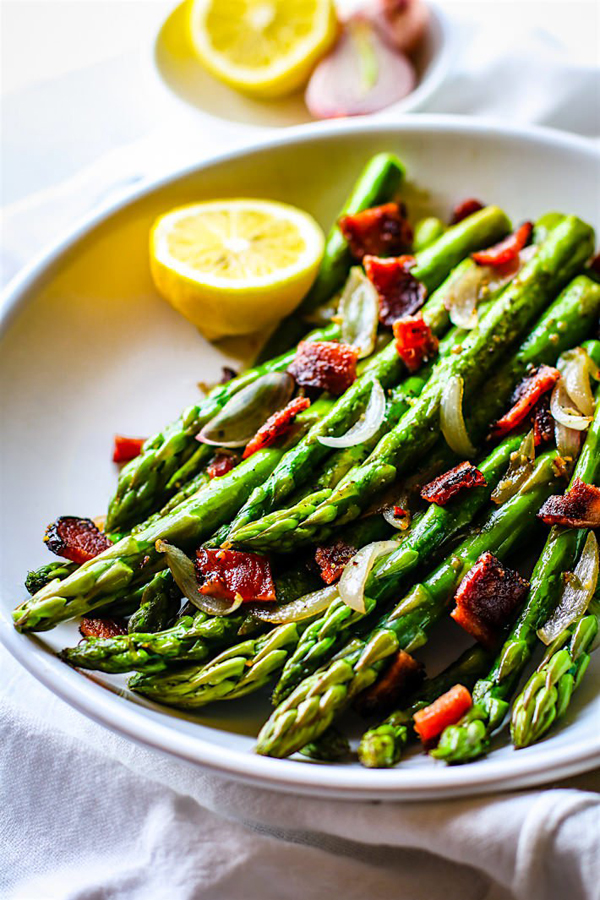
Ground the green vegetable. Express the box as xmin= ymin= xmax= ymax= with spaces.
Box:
xmin=433 ymin=399 xmax=600 ymax=764
xmin=255 ymin=451 xmax=561 ymax=758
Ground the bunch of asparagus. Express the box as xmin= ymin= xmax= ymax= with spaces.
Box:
xmin=15 ymin=152 xmax=600 ymax=770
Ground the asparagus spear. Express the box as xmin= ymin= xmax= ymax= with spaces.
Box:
xmin=25 ymin=561 xmax=77 ymax=595
xmin=510 ymin=591 xmax=600 ymax=748
xmin=14 ymin=446 xmax=287 ymax=632
xmin=105 ymin=322 xmax=339 ymax=532
xmin=127 ymin=570 xmax=182 ymax=633
xmin=255 ymin=450 xmax=562 ymax=758
xmin=258 ymin=153 xmax=406 ymax=362
xmin=299 ymin=727 xmax=350 ymax=762
xmin=223 ymin=210 xmax=512 ymax=539
xmin=229 ymin=224 xmax=597 ymax=552
xmin=358 ymin=644 xmax=493 ymax=768
xmin=432 ymin=400 xmax=600 ymax=764
xmin=61 ymin=607 xmax=247 ymax=675
xmin=128 ymin=434 xmax=520 ymax=708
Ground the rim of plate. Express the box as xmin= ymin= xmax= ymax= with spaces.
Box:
xmin=2 ymin=116 xmax=599 ymax=800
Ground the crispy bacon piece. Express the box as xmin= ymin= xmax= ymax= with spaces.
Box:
xmin=354 ymin=650 xmax=425 ymax=717
xmin=79 ymin=617 xmax=127 ymax=639
xmin=421 ymin=461 xmax=487 ymax=506
xmin=392 ymin=314 xmax=439 ymax=372
xmin=195 ymin=548 xmax=276 ymax=603
xmin=537 ymin=477 xmax=600 ymax=528
xmin=472 ymin=221 xmax=533 ymax=267
xmin=451 ymin=552 xmax=529 ymax=648
xmin=315 ymin=539 xmax=356 ymax=585
xmin=288 ymin=341 xmax=359 ymax=396
xmin=242 ymin=397 xmax=311 ymax=460
xmin=492 ymin=365 xmax=560 ymax=438
xmin=338 ymin=202 xmax=413 ymax=261
xmin=207 ymin=452 xmax=238 ymax=479
xmin=532 ymin=394 xmax=555 ymax=447
xmin=414 ymin=685 xmax=473 ymax=744
xmin=113 ymin=435 xmax=146 ymax=463
xmin=364 ymin=254 xmax=427 ymax=327
xmin=451 ymin=198 xmax=484 ymax=225
xmin=44 ymin=516 xmax=112 ymax=564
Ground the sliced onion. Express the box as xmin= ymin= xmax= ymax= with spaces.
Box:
xmin=338 ymin=540 xmax=398 ymax=613
xmin=559 ymin=348 xmax=598 ymax=417
xmin=156 ymin=540 xmax=243 ymax=616
xmin=197 ymin=372 xmax=294 ymax=447
xmin=491 ymin=430 xmax=536 ymax=505
xmin=538 ymin=531 xmax=599 ymax=645
xmin=444 ymin=249 xmax=534 ymax=331
xmin=550 ymin=379 xmax=592 ymax=431
xmin=440 ymin=375 xmax=476 ymax=457
xmin=246 ymin=583 xmax=338 ymax=624
xmin=319 ymin=379 xmax=386 ymax=448
xmin=339 ymin=267 xmax=379 ymax=359
xmin=555 ymin=420 xmax=581 ymax=460
xmin=383 ymin=506 xmax=411 ymax=531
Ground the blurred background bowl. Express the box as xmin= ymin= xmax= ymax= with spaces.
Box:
xmin=154 ymin=0 xmax=453 ymax=129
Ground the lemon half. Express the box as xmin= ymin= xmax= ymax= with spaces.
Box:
xmin=189 ymin=0 xmax=338 ymax=98
xmin=150 ymin=199 xmax=325 ymax=341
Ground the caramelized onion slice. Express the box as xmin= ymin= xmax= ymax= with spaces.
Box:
xmin=538 ymin=531 xmax=599 ymax=645
xmin=247 ymin=584 xmax=338 ymax=624
xmin=339 ymin=267 xmax=380 ymax=359
xmin=319 ymin=379 xmax=386 ymax=449
xmin=198 ymin=373 xmax=294 ymax=447
xmin=440 ymin=375 xmax=476 ymax=457
xmin=338 ymin=540 xmax=398 ymax=613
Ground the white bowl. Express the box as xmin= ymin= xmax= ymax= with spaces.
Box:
xmin=153 ymin=1 xmax=453 ymax=129
xmin=1 ymin=117 xmax=599 ymax=801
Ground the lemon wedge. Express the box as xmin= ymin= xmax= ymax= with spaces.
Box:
xmin=188 ymin=0 xmax=338 ymax=98
xmin=150 ymin=199 xmax=325 ymax=341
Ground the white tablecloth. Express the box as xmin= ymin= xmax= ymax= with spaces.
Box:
xmin=2 ymin=2 xmax=599 ymax=898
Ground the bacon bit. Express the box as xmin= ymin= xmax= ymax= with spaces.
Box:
xmin=394 ymin=505 xmax=408 ymax=517
xmin=113 ymin=435 xmax=146 ymax=463
xmin=79 ymin=617 xmax=127 ymax=639
xmin=195 ymin=548 xmax=276 ymax=603
xmin=532 ymin=394 xmax=555 ymax=447
xmin=288 ymin=341 xmax=359 ymax=396
xmin=242 ymin=397 xmax=311 ymax=460
xmin=207 ymin=452 xmax=238 ymax=479
xmin=392 ymin=314 xmax=439 ymax=372
xmin=537 ymin=477 xmax=600 ymax=528
xmin=451 ymin=552 xmax=529 ymax=648
xmin=364 ymin=254 xmax=427 ymax=327
xmin=355 ymin=649 xmax=425 ymax=717
xmin=472 ymin=222 xmax=533 ymax=267
xmin=450 ymin=198 xmax=484 ymax=225
xmin=315 ymin=540 xmax=356 ymax=585
xmin=492 ymin=365 xmax=560 ymax=438
xmin=414 ymin=685 xmax=473 ymax=744
xmin=421 ymin=461 xmax=487 ymax=506
xmin=338 ymin=202 xmax=413 ymax=261
xmin=44 ymin=516 xmax=113 ymax=564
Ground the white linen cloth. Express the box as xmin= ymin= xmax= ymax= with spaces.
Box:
xmin=1 ymin=2 xmax=599 ymax=898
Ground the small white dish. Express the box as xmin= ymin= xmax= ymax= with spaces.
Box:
xmin=1 ymin=117 xmax=599 ymax=800
xmin=153 ymin=1 xmax=454 ymax=129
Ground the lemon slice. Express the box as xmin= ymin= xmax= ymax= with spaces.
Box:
xmin=189 ymin=0 xmax=338 ymax=98
xmin=150 ymin=199 xmax=325 ymax=341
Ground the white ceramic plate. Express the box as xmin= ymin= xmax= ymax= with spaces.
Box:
xmin=1 ymin=117 xmax=599 ymax=801
xmin=153 ymin=1 xmax=453 ymax=129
